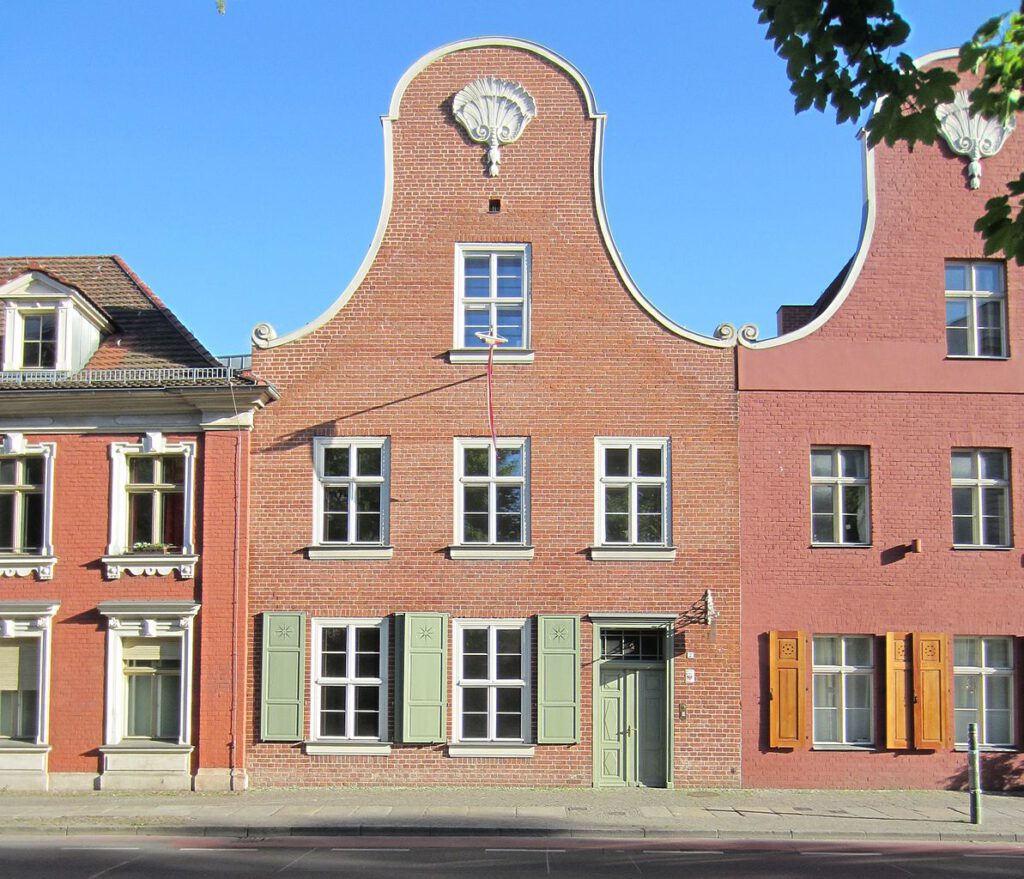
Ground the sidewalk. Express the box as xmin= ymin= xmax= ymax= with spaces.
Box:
xmin=1 ymin=787 xmax=1023 ymax=843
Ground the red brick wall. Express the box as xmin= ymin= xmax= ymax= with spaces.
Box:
xmin=3 ymin=429 xmax=247 ymax=779
xmin=739 ymin=59 xmax=1024 ymax=789
xmin=248 ymin=44 xmax=741 ymax=787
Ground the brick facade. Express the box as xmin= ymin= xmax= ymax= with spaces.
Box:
xmin=247 ymin=40 xmax=742 ymax=788
xmin=738 ymin=57 xmax=1024 ymax=789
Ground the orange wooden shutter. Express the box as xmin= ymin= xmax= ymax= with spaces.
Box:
xmin=912 ymin=632 xmax=950 ymax=750
xmin=885 ymin=632 xmax=911 ymax=749
xmin=768 ymin=630 xmax=808 ymax=749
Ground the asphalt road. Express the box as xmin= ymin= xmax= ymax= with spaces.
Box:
xmin=2 ymin=836 xmax=1024 ymax=877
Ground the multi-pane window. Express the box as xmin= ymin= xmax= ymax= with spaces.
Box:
xmin=456 ymin=246 xmax=529 ymax=349
xmin=945 ymin=261 xmax=1006 ymax=358
xmin=810 ymin=447 xmax=870 ymax=545
xmin=455 ymin=621 xmax=528 ymax=742
xmin=122 ymin=638 xmax=182 ymax=741
xmin=312 ymin=620 xmax=386 ymax=741
xmin=596 ymin=439 xmax=669 ymax=545
xmin=314 ymin=438 xmax=389 ymax=545
xmin=456 ymin=440 xmax=528 ymax=545
xmin=812 ymin=635 xmax=873 ymax=746
xmin=126 ymin=455 xmax=185 ymax=552
xmin=20 ymin=313 xmax=57 ymax=369
xmin=954 ymin=636 xmax=1013 ymax=747
xmin=0 ymin=456 xmax=44 ymax=554
xmin=0 ymin=639 xmax=39 ymax=741
xmin=952 ymin=449 xmax=1011 ymax=547
xmin=600 ymin=629 xmax=664 ymax=661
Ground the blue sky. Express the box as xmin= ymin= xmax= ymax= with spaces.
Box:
xmin=0 ymin=1 xmax=1011 ymax=355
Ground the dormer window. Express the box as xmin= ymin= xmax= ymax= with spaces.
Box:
xmin=0 ymin=271 xmax=112 ymax=373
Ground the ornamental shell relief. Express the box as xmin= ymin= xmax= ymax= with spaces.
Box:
xmin=452 ymin=76 xmax=537 ymax=176
xmin=936 ymin=91 xmax=1015 ymax=190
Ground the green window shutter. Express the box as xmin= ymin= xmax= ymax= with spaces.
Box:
xmin=537 ymin=614 xmax=581 ymax=743
xmin=398 ymin=612 xmax=448 ymax=743
xmin=260 ymin=612 xmax=306 ymax=742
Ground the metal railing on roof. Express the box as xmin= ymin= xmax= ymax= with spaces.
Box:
xmin=0 ymin=367 xmax=236 ymax=386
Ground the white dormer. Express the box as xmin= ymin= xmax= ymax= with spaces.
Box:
xmin=0 ymin=271 xmax=112 ymax=372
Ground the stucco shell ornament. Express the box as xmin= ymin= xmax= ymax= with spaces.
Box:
xmin=452 ymin=76 xmax=537 ymax=176
xmin=936 ymin=91 xmax=1015 ymax=190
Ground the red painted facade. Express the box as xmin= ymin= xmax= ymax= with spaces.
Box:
xmin=247 ymin=40 xmax=742 ymax=788
xmin=0 ymin=256 xmax=270 ymax=790
xmin=738 ymin=58 xmax=1024 ymax=789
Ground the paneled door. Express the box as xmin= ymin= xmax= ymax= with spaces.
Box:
xmin=597 ymin=665 xmax=666 ymax=787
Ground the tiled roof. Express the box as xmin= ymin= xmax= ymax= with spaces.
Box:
xmin=0 ymin=255 xmax=219 ymax=371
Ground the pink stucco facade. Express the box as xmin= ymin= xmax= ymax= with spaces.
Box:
xmin=738 ymin=58 xmax=1024 ymax=789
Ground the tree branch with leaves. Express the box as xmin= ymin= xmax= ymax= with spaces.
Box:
xmin=754 ymin=0 xmax=1024 ymax=262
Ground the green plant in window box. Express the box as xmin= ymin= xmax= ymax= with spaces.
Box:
xmin=130 ymin=541 xmax=171 ymax=554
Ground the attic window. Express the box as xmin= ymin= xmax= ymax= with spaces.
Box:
xmin=21 ymin=313 xmax=57 ymax=369
xmin=0 ymin=271 xmax=112 ymax=373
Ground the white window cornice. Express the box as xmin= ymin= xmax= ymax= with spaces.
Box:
xmin=0 ymin=440 xmax=57 ymax=580
xmin=0 ymin=600 xmax=59 ymax=748
xmin=98 ymin=601 xmax=199 ymax=748
xmin=103 ymin=436 xmax=197 ymax=579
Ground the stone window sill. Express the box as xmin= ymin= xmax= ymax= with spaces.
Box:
xmin=0 ymin=555 xmax=56 ymax=580
xmin=0 ymin=740 xmax=50 ymax=753
xmin=306 ymin=545 xmax=394 ymax=561
xmin=954 ymin=745 xmax=1018 ymax=753
xmin=589 ymin=546 xmax=676 ymax=562
xmin=447 ymin=349 xmax=535 ymax=364
xmin=811 ymin=743 xmax=876 ymax=751
xmin=102 ymin=554 xmax=198 ymax=580
xmin=100 ymin=742 xmax=194 ymax=754
xmin=951 ymin=545 xmax=1013 ymax=551
xmin=809 ymin=543 xmax=872 ymax=550
xmin=304 ymin=741 xmax=393 ymax=756
xmin=447 ymin=743 xmax=535 ymax=758
xmin=448 ymin=545 xmax=534 ymax=560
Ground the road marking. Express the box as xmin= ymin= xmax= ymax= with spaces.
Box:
xmin=277 ymin=848 xmax=314 ymax=872
xmin=641 ymin=850 xmax=724 ymax=855
xmin=331 ymin=847 xmax=410 ymax=852
xmin=964 ymin=854 xmax=1024 ymax=859
xmin=486 ymin=848 xmax=566 ymax=853
xmin=800 ymin=851 xmax=882 ymax=856
xmin=63 ymin=847 xmax=140 ymax=851
xmin=87 ymin=857 xmax=140 ymax=879
xmin=179 ymin=847 xmax=258 ymax=852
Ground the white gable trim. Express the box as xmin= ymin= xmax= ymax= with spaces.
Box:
xmin=252 ymin=36 xmax=731 ymax=350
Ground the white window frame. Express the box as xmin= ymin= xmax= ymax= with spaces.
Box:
xmin=811 ymin=635 xmax=874 ymax=747
xmin=810 ymin=446 xmax=871 ymax=547
xmin=308 ymin=618 xmax=389 ymax=752
xmin=450 ymin=244 xmax=533 ymax=363
xmin=945 ymin=260 xmax=1007 ymax=359
xmin=593 ymin=438 xmax=672 ymax=557
xmin=951 ymin=448 xmax=1011 ymax=548
xmin=451 ymin=619 xmax=532 ymax=755
xmin=451 ymin=438 xmax=531 ymax=559
xmin=103 ymin=433 xmax=197 ymax=580
xmin=98 ymin=601 xmax=199 ymax=749
xmin=0 ymin=434 xmax=56 ymax=580
xmin=308 ymin=437 xmax=391 ymax=560
xmin=954 ymin=636 xmax=1014 ymax=748
xmin=0 ymin=601 xmax=59 ymax=749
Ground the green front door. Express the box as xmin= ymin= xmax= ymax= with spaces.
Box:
xmin=597 ymin=665 xmax=667 ymax=787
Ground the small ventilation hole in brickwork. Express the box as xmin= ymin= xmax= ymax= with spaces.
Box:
xmin=488 ymin=198 xmax=501 ymax=213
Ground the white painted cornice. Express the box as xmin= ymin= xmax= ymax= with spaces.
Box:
xmin=252 ymin=36 xmax=731 ymax=350
xmin=742 ymin=48 xmax=960 ymax=349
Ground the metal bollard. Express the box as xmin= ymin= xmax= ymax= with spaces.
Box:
xmin=968 ymin=722 xmax=982 ymax=825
